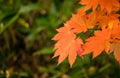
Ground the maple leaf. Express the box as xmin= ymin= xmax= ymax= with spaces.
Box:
xmin=66 ymin=9 xmax=88 ymax=33
xmin=83 ymin=28 xmax=111 ymax=58
xmin=110 ymin=21 xmax=120 ymax=63
xmin=111 ymin=43 xmax=120 ymax=63
xmin=66 ymin=9 xmax=97 ymax=33
xmin=111 ymin=20 xmax=120 ymax=39
xmin=97 ymin=12 xmax=120 ymax=28
xmin=98 ymin=0 xmax=120 ymax=13
xmin=80 ymin=0 xmax=120 ymax=12
xmin=52 ymin=24 xmax=83 ymax=67
xmin=80 ymin=0 xmax=99 ymax=11
xmin=66 ymin=14 xmax=88 ymax=33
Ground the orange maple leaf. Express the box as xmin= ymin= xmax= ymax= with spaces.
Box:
xmin=66 ymin=9 xmax=88 ymax=33
xmin=97 ymin=12 xmax=119 ymax=28
xmin=83 ymin=28 xmax=111 ymax=58
xmin=66 ymin=9 xmax=97 ymax=33
xmin=110 ymin=21 xmax=120 ymax=62
xmin=111 ymin=43 xmax=120 ymax=63
xmin=80 ymin=0 xmax=120 ymax=12
xmin=111 ymin=20 xmax=120 ymax=40
xmin=52 ymin=24 xmax=83 ymax=67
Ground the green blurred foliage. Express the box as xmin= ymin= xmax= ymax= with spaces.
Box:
xmin=0 ymin=0 xmax=120 ymax=78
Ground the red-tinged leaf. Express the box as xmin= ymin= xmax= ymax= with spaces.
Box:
xmin=83 ymin=28 xmax=111 ymax=58
xmin=68 ymin=38 xmax=83 ymax=67
xmin=52 ymin=24 xmax=83 ymax=66
xmin=77 ymin=46 xmax=83 ymax=57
